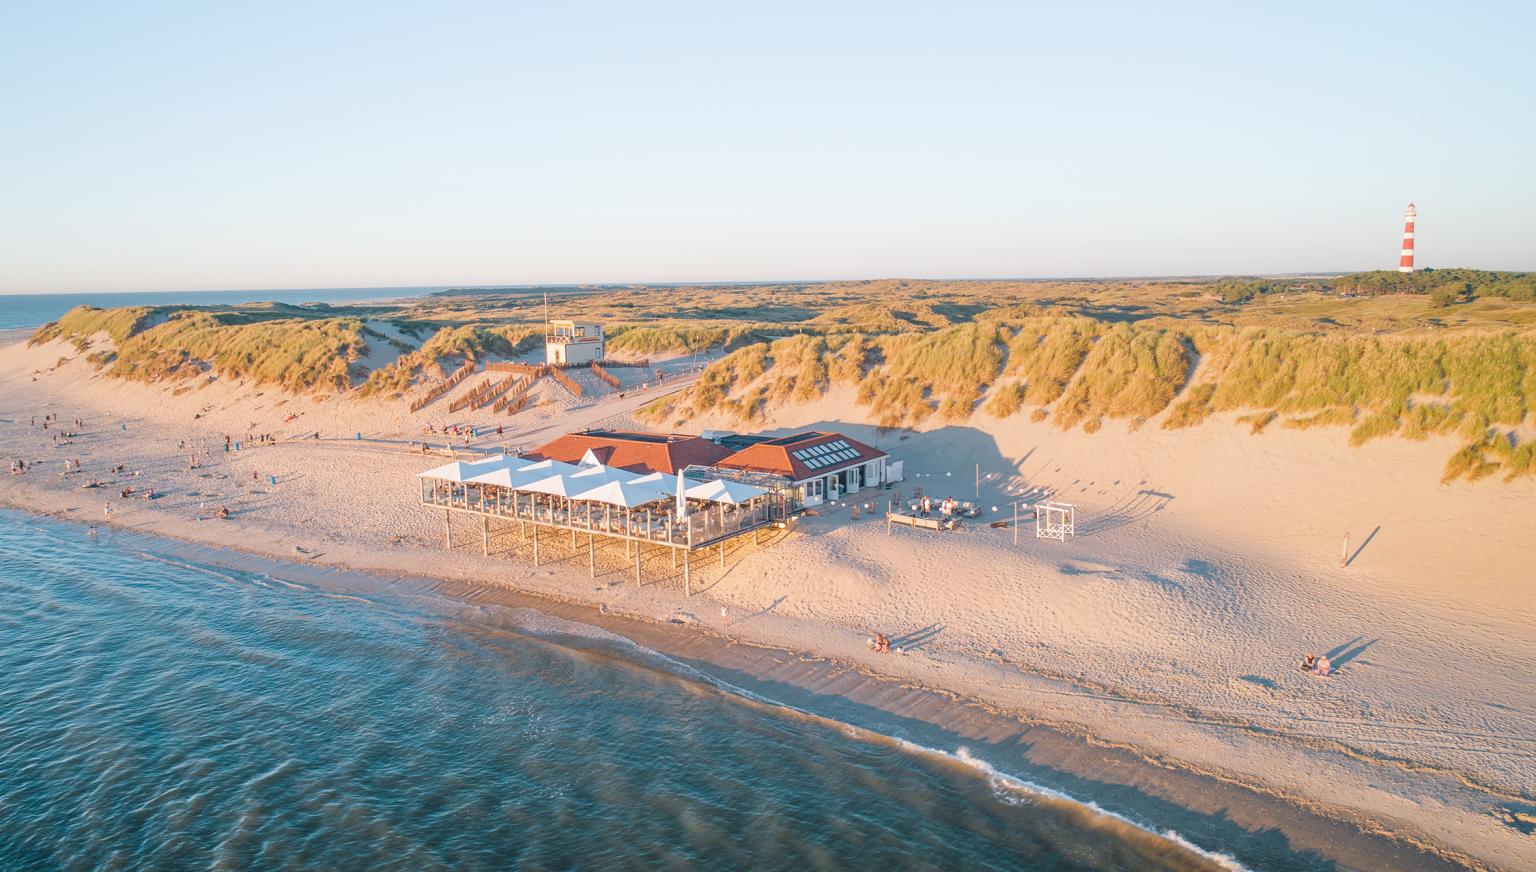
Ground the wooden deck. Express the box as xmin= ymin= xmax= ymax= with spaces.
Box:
xmin=420 ymin=483 xmax=789 ymax=594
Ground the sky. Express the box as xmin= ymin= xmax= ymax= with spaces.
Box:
xmin=1 ymin=1 xmax=1532 ymax=294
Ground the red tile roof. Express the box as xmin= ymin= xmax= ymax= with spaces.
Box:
xmin=717 ymin=431 xmax=885 ymax=481
xmin=528 ymin=431 xmax=730 ymax=475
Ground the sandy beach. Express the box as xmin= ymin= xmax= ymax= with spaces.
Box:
xmin=3 ymin=332 xmax=1533 ymax=871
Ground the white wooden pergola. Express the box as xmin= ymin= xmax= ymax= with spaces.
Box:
xmin=1035 ymin=500 xmax=1075 ymax=541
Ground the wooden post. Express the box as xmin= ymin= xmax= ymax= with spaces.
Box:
xmin=482 ymin=515 xmax=488 ymax=556
xmin=719 ymin=541 xmax=724 ymax=567
xmin=683 ymin=549 xmax=690 ymax=596
xmin=588 ymin=533 xmax=595 ymax=578
xmin=635 ymin=541 xmax=641 ymax=586
xmin=532 ymin=524 xmax=540 ymax=566
xmin=1341 ymin=532 xmax=1349 ymax=567
xmin=672 ymin=543 xmax=677 ymax=568
xmin=444 ymin=509 xmax=451 ymax=548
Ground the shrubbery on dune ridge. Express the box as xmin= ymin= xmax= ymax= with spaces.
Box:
xmin=666 ymin=318 xmax=1536 ymax=483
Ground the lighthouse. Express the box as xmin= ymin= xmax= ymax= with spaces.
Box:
xmin=1398 ymin=203 xmax=1416 ymax=273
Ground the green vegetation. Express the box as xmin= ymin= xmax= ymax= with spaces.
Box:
xmin=28 ymin=275 xmax=1536 ymax=483
xmin=31 ymin=306 xmax=157 ymax=346
xmin=105 ymin=312 xmax=367 ymax=393
xmin=606 ymin=324 xmax=765 ymax=355
xmin=359 ymin=325 xmax=538 ymax=397
xmin=1335 ymin=268 xmax=1536 ymax=301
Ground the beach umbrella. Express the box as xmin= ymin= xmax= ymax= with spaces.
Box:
xmin=571 ymin=478 xmax=672 ymax=508
xmin=684 ymin=477 xmax=767 ymax=505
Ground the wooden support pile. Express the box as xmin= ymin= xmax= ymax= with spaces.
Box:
xmin=590 ymin=362 xmax=621 ymax=390
xmin=409 ymin=359 xmax=476 ymax=412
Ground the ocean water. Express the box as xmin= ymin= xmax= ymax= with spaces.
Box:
xmin=0 ymin=511 xmax=1241 ymax=871
xmin=0 ymin=288 xmax=440 ymax=332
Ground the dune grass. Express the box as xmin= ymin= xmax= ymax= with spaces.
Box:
xmin=31 ymin=306 xmax=157 ymax=346
xmin=98 ymin=312 xmax=368 ymax=393
xmin=358 ymin=324 xmax=538 ymax=397
xmin=606 ymin=324 xmax=765 ymax=355
xmin=1053 ymin=325 xmax=1190 ymax=431
xmin=985 ymin=381 xmax=1026 ymax=418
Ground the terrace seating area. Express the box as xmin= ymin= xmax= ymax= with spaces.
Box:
xmin=417 ymin=452 xmax=794 ymax=591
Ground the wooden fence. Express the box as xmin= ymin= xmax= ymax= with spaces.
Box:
xmin=409 ymin=359 xmax=476 ymax=412
xmin=548 ymin=366 xmax=583 ymax=397
xmin=590 ymin=362 xmax=621 ymax=390
xmin=486 ymin=362 xmax=546 ymax=377
xmin=449 ymin=376 xmax=517 ymax=413
xmin=491 ymin=374 xmax=535 ymax=414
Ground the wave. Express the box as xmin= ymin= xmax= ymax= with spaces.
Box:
xmin=497 ymin=607 xmax=1251 ymax=871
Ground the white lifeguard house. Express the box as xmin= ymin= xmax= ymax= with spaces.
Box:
xmin=545 ymin=320 xmax=604 ymax=366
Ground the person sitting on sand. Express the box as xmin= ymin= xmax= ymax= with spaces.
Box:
xmin=215 ymin=506 xmax=231 ymax=519
xmin=1301 ymin=653 xmax=1317 ymax=672
xmin=874 ymin=632 xmax=891 ymax=654
xmin=1316 ymin=656 xmax=1332 ymax=677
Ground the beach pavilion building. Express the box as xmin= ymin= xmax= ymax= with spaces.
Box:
xmin=715 ymin=431 xmax=887 ymax=508
xmin=524 ymin=429 xmax=730 ymax=475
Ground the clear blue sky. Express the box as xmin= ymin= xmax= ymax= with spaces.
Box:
xmin=2 ymin=1 xmax=1531 ymax=293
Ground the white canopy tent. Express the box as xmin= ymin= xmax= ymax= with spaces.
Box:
xmin=684 ymin=477 xmax=767 ymax=505
xmin=571 ymin=478 xmax=673 ymax=508
xmin=569 ymin=464 xmax=642 ymax=485
xmin=629 ymin=471 xmax=680 ymax=495
xmin=415 ymin=453 xmax=522 ymax=482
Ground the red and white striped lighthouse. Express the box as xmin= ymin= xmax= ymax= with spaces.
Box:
xmin=1398 ymin=203 xmax=1416 ymax=273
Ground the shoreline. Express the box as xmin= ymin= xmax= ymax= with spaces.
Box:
xmin=0 ymin=504 xmax=1472 ymax=872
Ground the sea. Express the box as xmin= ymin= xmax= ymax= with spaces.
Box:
xmin=0 ymin=510 xmax=1247 ymax=871
xmin=0 ymin=288 xmax=443 ymax=333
